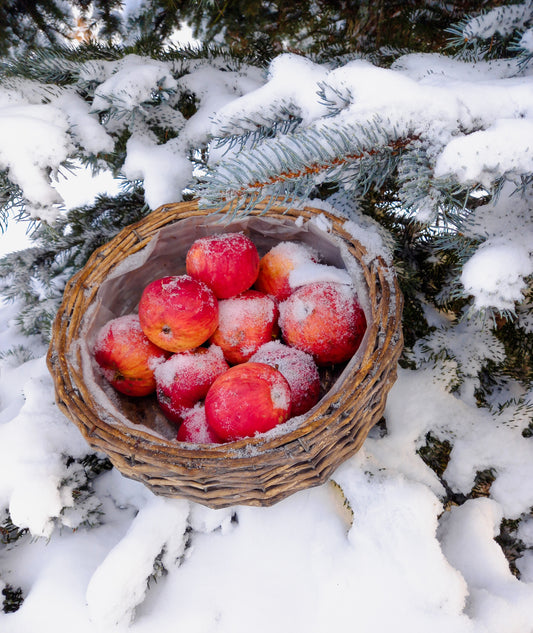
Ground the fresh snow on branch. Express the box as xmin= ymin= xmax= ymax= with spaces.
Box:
xmin=462 ymin=1 xmax=533 ymax=41
xmin=91 ymin=55 xmax=179 ymax=112
xmin=434 ymin=119 xmax=533 ymax=186
xmin=0 ymin=104 xmax=72 ymax=216
xmin=86 ymin=496 xmax=189 ymax=629
xmin=0 ymin=355 xmax=92 ymax=538
xmin=0 ymin=6 xmax=533 ymax=633
xmin=520 ymin=27 xmax=533 ymax=52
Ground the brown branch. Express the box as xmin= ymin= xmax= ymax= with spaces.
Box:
xmin=225 ymin=135 xmax=418 ymax=201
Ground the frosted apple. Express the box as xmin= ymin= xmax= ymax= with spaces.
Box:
xmin=255 ymin=241 xmax=318 ymax=301
xmin=186 ymin=232 xmax=260 ymax=299
xmin=93 ymin=314 xmax=169 ymax=396
xmin=279 ymin=281 xmax=367 ymax=366
xmin=176 ymin=404 xmax=222 ymax=444
xmin=209 ymin=290 xmax=279 ymax=364
xmin=250 ymin=340 xmax=321 ymax=416
xmin=138 ymin=275 xmax=218 ymax=353
xmin=204 ymin=362 xmax=292 ymax=441
xmin=155 ymin=345 xmax=229 ymax=423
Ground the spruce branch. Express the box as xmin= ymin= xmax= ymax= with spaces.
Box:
xmin=0 ymin=190 xmax=149 ymax=340
xmin=213 ymin=115 xmax=303 ymax=153
xmin=0 ymin=174 xmax=27 ymax=233
xmin=0 ymin=39 xmax=266 ymax=89
xmin=0 ymin=511 xmax=28 ymax=545
xmin=200 ymin=119 xmax=417 ymax=215
xmin=446 ymin=1 xmax=533 ymax=63
xmin=2 ymin=584 xmax=24 ymax=614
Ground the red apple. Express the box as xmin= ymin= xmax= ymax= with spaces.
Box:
xmin=255 ymin=241 xmax=318 ymax=301
xmin=279 ymin=281 xmax=367 ymax=366
xmin=93 ymin=314 xmax=169 ymax=396
xmin=209 ymin=290 xmax=279 ymax=364
xmin=250 ymin=341 xmax=321 ymax=416
xmin=186 ymin=232 xmax=260 ymax=299
xmin=155 ymin=345 xmax=229 ymax=423
xmin=176 ymin=404 xmax=222 ymax=444
xmin=204 ymin=362 xmax=292 ymax=441
xmin=138 ymin=275 xmax=218 ymax=353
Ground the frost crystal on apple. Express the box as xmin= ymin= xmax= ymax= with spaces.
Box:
xmin=279 ymin=281 xmax=367 ymax=365
xmin=270 ymin=382 xmax=291 ymax=411
xmin=211 ymin=290 xmax=278 ymax=364
xmin=251 ymin=340 xmax=321 ymax=416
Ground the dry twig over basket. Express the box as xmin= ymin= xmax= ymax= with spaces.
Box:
xmin=47 ymin=199 xmax=403 ymax=508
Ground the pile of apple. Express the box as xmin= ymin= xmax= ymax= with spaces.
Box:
xmin=92 ymin=232 xmax=367 ymax=444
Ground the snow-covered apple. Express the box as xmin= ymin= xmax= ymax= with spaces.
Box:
xmin=185 ymin=232 xmax=260 ymax=299
xmin=250 ymin=340 xmax=321 ymax=416
xmin=254 ymin=241 xmax=318 ymax=301
xmin=176 ymin=404 xmax=222 ymax=444
xmin=279 ymin=281 xmax=367 ymax=366
xmin=155 ymin=345 xmax=229 ymax=423
xmin=209 ymin=289 xmax=279 ymax=364
xmin=138 ymin=274 xmax=218 ymax=353
xmin=93 ymin=314 xmax=169 ymax=396
xmin=204 ymin=362 xmax=292 ymax=441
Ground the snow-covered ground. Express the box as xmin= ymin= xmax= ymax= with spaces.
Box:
xmin=0 ymin=9 xmax=532 ymax=627
xmin=0 ymin=171 xmax=532 ymax=632
xmin=0 ymin=305 xmax=532 ymax=632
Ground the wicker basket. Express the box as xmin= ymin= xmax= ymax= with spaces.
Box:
xmin=47 ymin=199 xmax=403 ymax=508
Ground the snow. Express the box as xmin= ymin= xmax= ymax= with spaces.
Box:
xmin=211 ymin=53 xmax=330 ymax=133
xmin=0 ymin=104 xmax=72 ymax=216
xmin=461 ymin=242 xmax=532 ymax=312
xmin=0 ymin=17 xmax=533 ymax=633
xmin=91 ymin=55 xmax=179 ymax=113
xmin=52 ymin=164 xmax=122 ymax=210
xmin=434 ymin=119 xmax=533 ymax=187
xmin=459 ymin=181 xmax=533 ymax=313
xmin=122 ymin=135 xmax=193 ymax=208
xmin=2 ymin=42 xmax=530 ymax=314
xmin=462 ymin=1 xmax=533 ymax=40
xmin=55 ymin=92 xmax=114 ymax=155
xmin=204 ymin=50 xmax=533 ymax=314
xmin=289 ymin=261 xmax=351 ymax=288
xmin=179 ymin=67 xmax=265 ymax=146
xmin=86 ymin=495 xmax=189 ymax=629
xmin=0 ymin=303 xmax=532 ymax=631
xmin=439 ymin=499 xmax=533 ymax=633
xmin=0 ymin=356 xmax=91 ymax=538
xmin=520 ymin=27 xmax=533 ymax=53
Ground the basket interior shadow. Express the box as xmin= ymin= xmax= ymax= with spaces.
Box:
xmin=47 ymin=199 xmax=404 ymax=508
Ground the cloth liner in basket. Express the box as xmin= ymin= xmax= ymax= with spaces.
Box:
xmin=47 ymin=199 xmax=403 ymax=508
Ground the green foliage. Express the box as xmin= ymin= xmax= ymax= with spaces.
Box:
xmin=0 ymin=511 xmax=28 ymax=546
xmin=446 ymin=1 xmax=533 ymax=63
xmin=174 ymin=0 xmax=505 ymax=59
xmin=0 ymin=5 xmax=530 ymax=587
xmin=417 ymin=433 xmax=453 ymax=479
xmin=2 ymin=584 xmax=24 ymax=613
xmin=0 ymin=0 xmax=530 ymax=400
xmin=0 ymin=173 xmax=25 ymax=234
xmin=0 ymin=37 xmax=269 ymax=86
xmin=201 ymin=117 xmax=414 ymax=217
xmin=0 ymin=190 xmax=149 ymax=340
xmin=0 ymin=344 xmax=37 ymax=366
xmin=60 ymin=453 xmax=113 ymax=530
xmin=0 ymin=0 xmax=123 ymax=56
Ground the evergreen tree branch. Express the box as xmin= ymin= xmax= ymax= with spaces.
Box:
xmin=0 ymin=190 xmax=149 ymax=340
xmin=201 ymin=119 xmax=417 ymax=215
